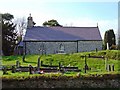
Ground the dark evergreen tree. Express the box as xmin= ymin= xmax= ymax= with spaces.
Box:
xmin=104 ymin=29 xmax=116 ymax=50
xmin=2 ymin=13 xmax=17 ymax=56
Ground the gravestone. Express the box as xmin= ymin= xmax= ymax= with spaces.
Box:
xmin=3 ymin=66 xmax=7 ymax=75
xmin=29 ymin=65 xmax=33 ymax=74
xmin=41 ymin=61 xmax=43 ymax=66
xmin=107 ymin=43 xmax=109 ymax=50
xmin=23 ymin=55 xmax=25 ymax=62
xmin=105 ymin=58 xmax=108 ymax=70
xmin=16 ymin=60 xmax=20 ymax=68
xmin=37 ymin=57 xmax=40 ymax=70
xmin=59 ymin=62 xmax=61 ymax=71
xmin=88 ymin=54 xmax=90 ymax=57
xmin=84 ymin=55 xmax=87 ymax=73
xmin=12 ymin=65 xmax=16 ymax=73
xmin=111 ymin=64 xmax=114 ymax=71
xmin=96 ymin=48 xmax=98 ymax=52
xmin=107 ymin=64 xmax=111 ymax=71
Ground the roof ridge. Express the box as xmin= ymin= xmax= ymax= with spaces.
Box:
xmin=32 ymin=26 xmax=98 ymax=28
xmin=63 ymin=26 xmax=98 ymax=28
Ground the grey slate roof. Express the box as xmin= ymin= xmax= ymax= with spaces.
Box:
xmin=23 ymin=26 xmax=102 ymax=41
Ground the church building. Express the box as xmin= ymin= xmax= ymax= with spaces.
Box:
xmin=23 ymin=15 xmax=102 ymax=55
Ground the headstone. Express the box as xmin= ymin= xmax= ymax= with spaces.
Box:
xmin=23 ymin=55 xmax=25 ymax=62
xmin=29 ymin=65 xmax=33 ymax=74
xmin=96 ymin=48 xmax=98 ymax=52
xmin=41 ymin=61 xmax=43 ymax=66
xmin=107 ymin=43 xmax=109 ymax=50
xmin=112 ymin=64 xmax=114 ymax=71
xmin=59 ymin=62 xmax=61 ymax=71
xmin=3 ymin=66 xmax=7 ymax=75
xmin=105 ymin=58 xmax=108 ymax=70
xmin=88 ymin=54 xmax=90 ymax=57
xmin=107 ymin=64 xmax=111 ymax=71
xmin=12 ymin=65 xmax=16 ymax=73
xmin=84 ymin=55 xmax=87 ymax=73
xmin=37 ymin=57 xmax=40 ymax=69
xmin=77 ymin=72 xmax=80 ymax=77
xmin=16 ymin=60 xmax=20 ymax=68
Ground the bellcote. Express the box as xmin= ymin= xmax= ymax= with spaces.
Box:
xmin=27 ymin=14 xmax=35 ymax=28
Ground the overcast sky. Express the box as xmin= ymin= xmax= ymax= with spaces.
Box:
xmin=0 ymin=0 xmax=119 ymax=41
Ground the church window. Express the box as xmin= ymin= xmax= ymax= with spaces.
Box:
xmin=59 ymin=43 xmax=65 ymax=53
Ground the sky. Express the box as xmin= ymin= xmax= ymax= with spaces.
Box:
xmin=0 ymin=0 xmax=119 ymax=41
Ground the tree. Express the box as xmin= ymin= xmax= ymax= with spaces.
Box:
xmin=15 ymin=17 xmax=27 ymax=44
xmin=2 ymin=13 xmax=17 ymax=56
xmin=104 ymin=29 xmax=116 ymax=50
xmin=43 ymin=19 xmax=62 ymax=27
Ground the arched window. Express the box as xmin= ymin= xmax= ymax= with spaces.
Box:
xmin=59 ymin=43 xmax=65 ymax=53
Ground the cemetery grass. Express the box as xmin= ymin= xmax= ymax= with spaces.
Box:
xmin=1 ymin=50 xmax=120 ymax=79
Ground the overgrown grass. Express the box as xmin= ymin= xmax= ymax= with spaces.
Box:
xmin=1 ymin=50 xmax=120 ymax=79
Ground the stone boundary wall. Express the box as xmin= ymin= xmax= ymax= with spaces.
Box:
xmin=2 ymin=78 xmax=120 ymax=88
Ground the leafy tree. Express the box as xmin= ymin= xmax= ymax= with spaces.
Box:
xmin=2 ymin=13 xmax=17 ymax=56
xmin=104 ymin=29 xmax=116 ymax=50
xmin=15 ymin=17 xmax=27 ymax=44
xmin=43 ymin=19 xmax=62 ymax=27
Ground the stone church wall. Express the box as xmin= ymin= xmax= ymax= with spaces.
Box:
xmin=78 ymin=41 xmax=102 ymax=52
xmin=24 ymin=41 xmax=77 ymax=54
xmin=24 ymin=41 xmax=102 ymax=55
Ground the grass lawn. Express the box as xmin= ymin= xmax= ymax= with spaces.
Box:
xmin=1 ymin=50 xmax=120 ymax=78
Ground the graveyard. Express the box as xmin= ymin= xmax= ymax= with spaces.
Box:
xmin=1 ymin=50 xmax=120 ymax=80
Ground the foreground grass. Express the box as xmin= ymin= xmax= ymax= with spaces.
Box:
xmin=1 ymin=50 xmax=120 ymax=78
